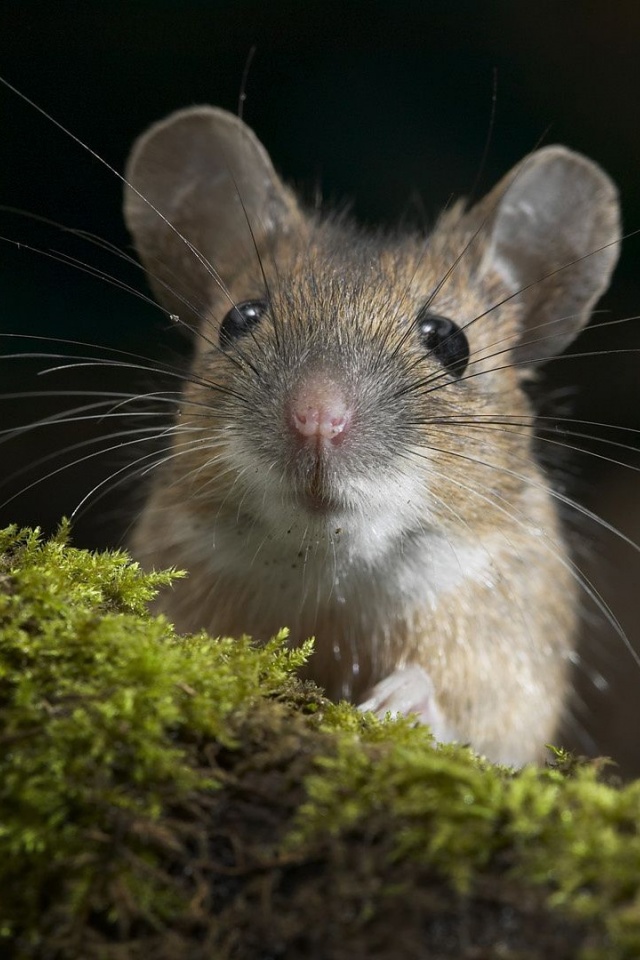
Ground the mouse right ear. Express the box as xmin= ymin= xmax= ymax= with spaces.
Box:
xmin=476 ymin=146 xmax=620 ymax=364
xmin=123 ymin=106 xmax=303 ymax=324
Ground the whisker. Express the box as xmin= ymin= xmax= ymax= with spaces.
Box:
xmin=0 ymin=76 xmax=238 ymax=313
xmin=0 ymin=337 xmax=251 ymax=405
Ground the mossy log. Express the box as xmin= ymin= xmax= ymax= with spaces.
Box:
xmin=1 ymin=524 xmax=639 ymax=959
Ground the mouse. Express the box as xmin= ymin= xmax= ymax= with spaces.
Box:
xmin=121 ymin=104 xmax=620 ymax=766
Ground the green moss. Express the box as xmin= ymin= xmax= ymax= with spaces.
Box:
xmin=292 ymin=715 xmax=640 ymax=955
xmin=0 ymin=524 xmax=312 ymax=949
xmin=1 ymin=523 xmax=640 ymax=959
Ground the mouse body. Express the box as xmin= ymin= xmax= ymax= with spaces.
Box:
xmin=124 ymin=106 xmax=620 ymax=765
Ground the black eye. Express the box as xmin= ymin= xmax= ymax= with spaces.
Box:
xmin=219 ymin=299 xmax=267 ymax=349
xmin=415 ymin=307 xmax=469 ymax=377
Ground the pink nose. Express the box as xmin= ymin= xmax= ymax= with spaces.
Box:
xmin=289 ymin=374 xmax=351 ymax=446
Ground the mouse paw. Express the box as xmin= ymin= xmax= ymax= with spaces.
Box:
xmin=358 ymin=664 xmax=457 ymax=744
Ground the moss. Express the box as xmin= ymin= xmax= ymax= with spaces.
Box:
xmin=1 ymin=524 xmax=639 ymax=958
xmin=291 ymin=719 xmax=640 ymax=955
xmin=0 ymin=524 xmax=313 ymax=952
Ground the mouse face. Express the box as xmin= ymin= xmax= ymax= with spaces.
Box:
xmin=166 ymin=221 xmax=525 ymax=558
xmin=124 ymin=106 xmax=620 ymax=764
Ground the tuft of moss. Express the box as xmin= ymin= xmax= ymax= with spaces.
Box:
xmin=0 ymin=524 xmax=313 ymax=953
xmin=1 ymin=524 xmax=640 ymax=959
xmin=292 ymin=715 xmax=640 ymax=955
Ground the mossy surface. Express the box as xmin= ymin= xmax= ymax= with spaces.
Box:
xmin=1 ymin=524 xmax=639 ymax=959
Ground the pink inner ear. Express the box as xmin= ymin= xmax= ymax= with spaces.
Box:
xmin=358 ymin=664 xmax=458 ymax=744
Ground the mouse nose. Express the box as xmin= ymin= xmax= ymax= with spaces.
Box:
xmin=288 ymin=373 xmax=351 ymax=447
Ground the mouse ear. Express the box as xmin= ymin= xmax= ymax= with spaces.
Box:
xmin=476 ymin=146 xmax=620 ymax=363
xmin=123 ymin=106 xmax=302 ymax=323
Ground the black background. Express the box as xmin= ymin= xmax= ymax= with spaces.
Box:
xmin=1 ymin=1 xmax=639 ymax=771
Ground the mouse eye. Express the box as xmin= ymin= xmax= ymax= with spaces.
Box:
xmin=219 ymin=299 xmax=268 ymax=349
xmin=416 ymin=307 xmax=469 ymax=377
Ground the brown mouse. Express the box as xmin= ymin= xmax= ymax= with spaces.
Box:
xmin=123 ymin=105 xmax=620 ymax=765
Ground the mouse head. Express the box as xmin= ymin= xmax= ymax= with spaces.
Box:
xmin=123 ymin=107 xmax=620 ymax=541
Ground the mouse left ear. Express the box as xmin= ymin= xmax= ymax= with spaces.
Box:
xmin=123 ymin=106 xmax=303 ymax=325
xmin=476 ymin=146 xmax=620 ymax=363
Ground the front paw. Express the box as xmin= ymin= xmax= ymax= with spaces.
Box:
xmin=358 ymin=664 xmax=457 ymax=744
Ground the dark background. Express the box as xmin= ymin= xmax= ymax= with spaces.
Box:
xmin=1 ymin=1 xmax=639 ymax=771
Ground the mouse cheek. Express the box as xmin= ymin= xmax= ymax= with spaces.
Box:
xmin=357 ymin=664 xmax=458 ymax=745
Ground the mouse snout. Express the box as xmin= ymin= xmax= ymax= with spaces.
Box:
xmin=287 ymin=372 xmax=352 ymax=449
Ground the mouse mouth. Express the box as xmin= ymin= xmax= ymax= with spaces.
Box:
xmin=293 ymin=458 xmax=345 ymax=516
xmin=294 ymin=462 xmax=345 ymax=515
xmin=298 ymin=488 xmax=343 ymax=515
